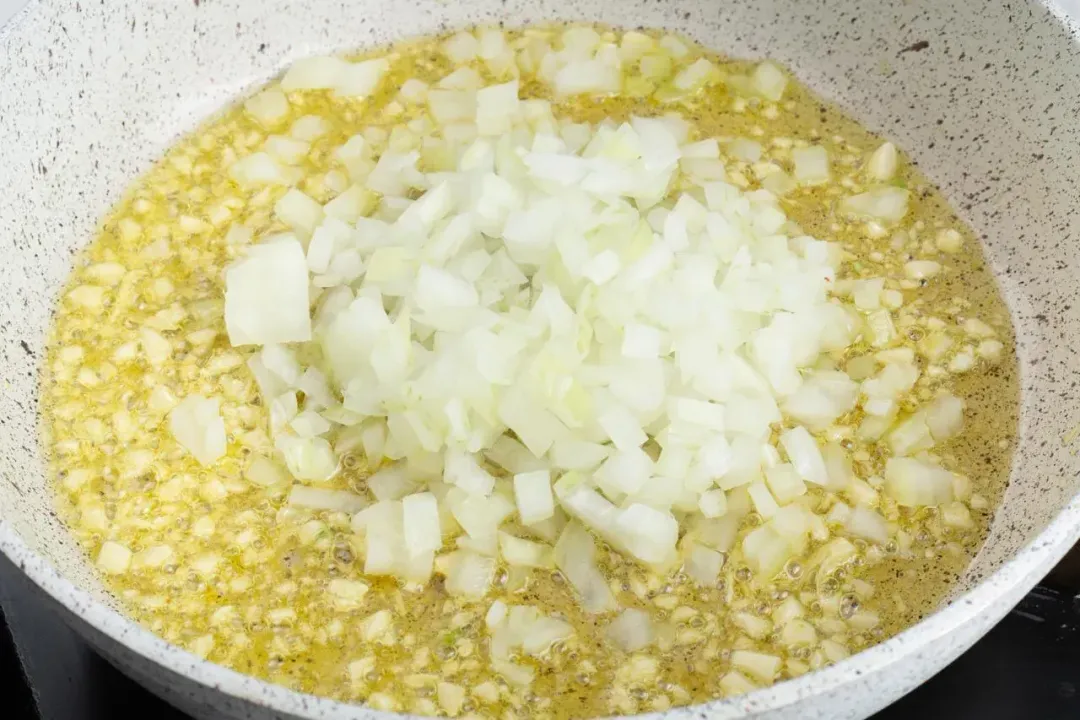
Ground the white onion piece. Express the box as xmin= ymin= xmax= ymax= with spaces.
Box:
xmin=224 ymin=237 xmax=311 ymax=346
xmin=614 ymin=503 xmax=678 ymax=565
xmin=276 ymin=435 xmax=339 ymax=482
xmin=842 ymin=187 xmax=910 ymax=223
xmin=844 ymin=504 xmax=889 ymax=545
xmin=498 ymin=532 xmax=554 ymax=569
xmin=288 ymin=486 xmax=368 ymax=513
xmin=444 ymin=450 xmax=496 ymax=496
xmin=606 ymin=608 xmax=655 ymax=651
xmin=169 ymin=395 xmax=226 ymax=466
xmin=683 ymin=542 xmax=725 ymax=585
xmin=245 ymin=89 xmax=289 ymax=126
xmin=731 ymin=650 xmax=781 ymax=683
xmin=779 ymin=427 xmax=829 ymax=486
xmin=764 ymin=464 xmax=808 ymax=504
xmin=884 ymin=457 xmax=955 ymax=507
xmin=554 ymin=522 xmax=617 ymax=613
xmin=791 ymin=146 xmax=829 ymax=186
xmin=336 ymin=58 xmax=390 ymax=98
xmin=403 ymin=492 xmax=442 ymax=554
xmin=245 ymin=455 xmax=289 ymax=486
xmin=445 ymin=551 xmax=496 ymax=599
xmin=367 ymin=463 xmax=418 ymax=501
xmin=229 ymin=152 xmax=298 ymax=188
xmin=751 ymin=61 xmax=788 ymax=101
xmin=513 ymin=470 xmax=555 ymax=525
xmin=926 ymin=393 xmax=965 ymax=441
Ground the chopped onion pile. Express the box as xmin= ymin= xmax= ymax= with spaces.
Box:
xmin=162 ymin=26 xmax=991 ymax=624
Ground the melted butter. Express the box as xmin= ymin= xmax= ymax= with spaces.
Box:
xmin=41 ymin=24 xmax=1018 ymax=718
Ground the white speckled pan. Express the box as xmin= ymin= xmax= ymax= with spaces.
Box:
xmin=2 ymin=0 xmax=1080 ymax=718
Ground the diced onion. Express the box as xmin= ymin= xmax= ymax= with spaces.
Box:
xmin=884 ymin=457 xmax=955 ymax=507
xmin=498 ymin=532 xmax=554 ymax=568
xmin=731 ymin=650 xmax=781 ymax=683
xmin=403 ymin=492 xmax=442 ymax=554
xmin=288 ymin=485 xmax=368 ymax=513
xmin=683 ymin=542 xmax=724 ymax=585
xmin=211 ymin=46 xmax=991 ymax=615
xmin=779 ymin=427 xmax=829 ymax=486
xmin=513 ymin=470 xmax=555 ymax=525
xmin=224 ymin=236 xmax=311 ymax=346
xmin=844 ymin=504 xmax=889 ymax=545
xmin=792 ymin=146 xmax=829 ymax=185
xmin=445 ymin=550 xmax=496 ymax=599
xmin=751 ymin=61 xmax=788 ymax=101
xmin=842 ymin=187 xmax=910 ymax=223
xmin=554 ymin=522 xmax=617 ymax=613
xmin=169 ymin=395 xmax=226 ymax=466
xmin=606 ymin=608 xmax=654 ymax=651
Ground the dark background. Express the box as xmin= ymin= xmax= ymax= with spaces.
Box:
xmin=0 ymin=548 xmax=1077 ymax=720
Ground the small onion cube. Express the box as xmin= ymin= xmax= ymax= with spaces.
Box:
xmin=684 ymin=542 xmax=725 ymax=585
xmin=415 ymin=264 xmax=478 ymax=311
xmin=582 ymin=250 xmax=621 ymax=285
xmin=476 ymin=80 xmax=521 ymax=136
xmin=926 ymin=393 xmax=965 ymax=441
xmin=224 ymin=236 xmax=311 ymax=346
xmin=751 ymin=61 xmax=788 ymax=101
xmin=597 ymin=447 xmax=653 ymax=495
xmin=276 ymin=435 xmax=339 ymax=482
xmin=443 ymin=31 xmax=480 ymax=63
xmin=513 ymin=470 xmax=554 ymax=525
xmin=498 ymin=533 xmax=554 ymax=568
xmin=764 ymin=463 xmax=808 ymax=504
xmin=698 ymin=488 xmax=728 ymax=518
xmin=335 ymin=58 xmax=390 ymax=98
xmin=747 ymin=481 xmax=780 ymax=519
xmin=245 ymin=455 xmax=288 ymax=487
xmin=791 ymin=146 xmax=829 ymax=186
xmin=554 ymin=522 xmax=617 ymax=613
xmin=842 ymin=187 xmax=910 ymax=223
xmin=288 ymin=486 xmax=368 ymax=513
xmin=290 ymin=114 xmax=330 ymax=142
xmin=884 ymin=457 xmax=955 ymax=507
xmin=621 ymin=322 xmax=663 ymax=359
xmin=779 ymin=427 xmax=829 ymax=486
xmin=598 ymin=404 xmax=647 ymax=450
xmin=169 ymin=395 xmax=226 ymax=466
xmin=445 ymin=551 xmax=496 ymax=599
xmin=445 ymin=450 xmax=497 ymax=496
xmin=606 ymin=608 xmax=654 ymax=651
xmin=289 ymin=410 xmax=331 ymax=438
xmin=281 ymin=56 xmax=350 ymax=91
xmin=731 ymin=649 xmax=781 ymax=683
xmin=549 ymin=439 xmax=609 ymax=470
xmin=497 ymin=388 xmax=566 ymax=457
xmin=244 ymin=89 xmax=289 ymax=126
xmin=486 ymin=436 xmax=546 ymax=474
xmin=615 ymin=503 xmax=678 ymax=564
xmin=229 ymin=152 xmax=295 ymax=187
xmin=845 ymin=504 xmax=889 ymax=545
xmin=403 ymin=492 xmax=442 ymax=554
xmin=274 ymin=188 xmax=324 ymax=238
xmin=367 ymin=464 xmax=418 ymax=502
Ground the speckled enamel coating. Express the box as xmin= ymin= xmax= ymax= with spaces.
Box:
xmin=1 ymin=0 xmax=1079 ymax=718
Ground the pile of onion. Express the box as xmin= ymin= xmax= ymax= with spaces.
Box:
xmin=168 ymin=26 xmax=977 ymax=630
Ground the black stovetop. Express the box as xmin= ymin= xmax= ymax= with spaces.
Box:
xmin=1 ymin=551 xmax=1077 ymax=720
